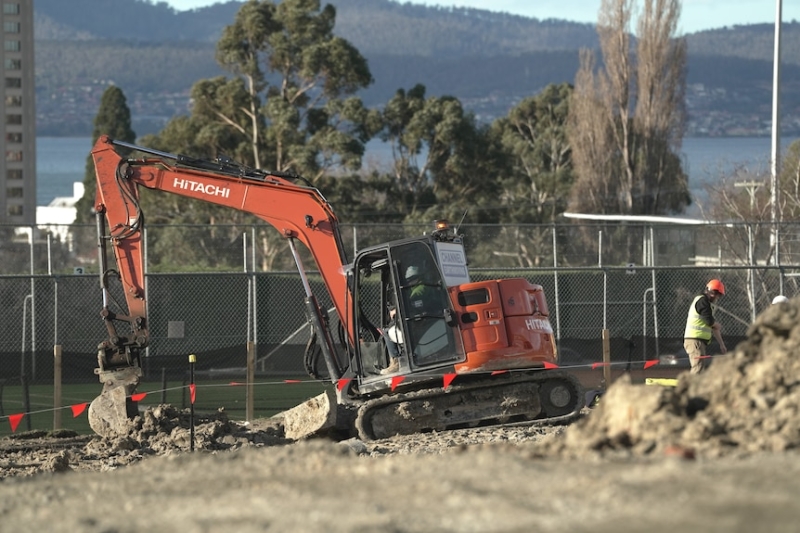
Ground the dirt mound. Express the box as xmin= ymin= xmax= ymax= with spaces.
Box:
xmin=0 ymin=405 xmax=290 ymax=478
xmin=539 ymin=299 xmax=800 ymax=459
xmin=105 ymin=404 xmax=289 ymax=454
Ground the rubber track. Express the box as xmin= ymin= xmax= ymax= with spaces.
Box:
xmin=354 ymin=370 xmax=584 ymax=440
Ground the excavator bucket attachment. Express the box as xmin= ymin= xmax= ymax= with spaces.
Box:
xmin=281 ymin=389 xmax=349 ymax=440
xmin=87 ymin=367 xmax=141 ymax=438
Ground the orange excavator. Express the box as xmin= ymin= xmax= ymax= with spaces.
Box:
xmin=88 ymin=135 xmax=583 ymax=439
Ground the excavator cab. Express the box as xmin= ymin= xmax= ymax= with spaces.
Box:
xmin=352 ymin=237 xmax=465 ymax=387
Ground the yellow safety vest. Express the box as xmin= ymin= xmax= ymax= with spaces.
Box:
xmin=684 ymin=295 xmax=713 ymax=341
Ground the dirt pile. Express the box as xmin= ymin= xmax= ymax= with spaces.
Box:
xmin=107 ymin=405 xmax=289 ymax=454
xmin=539 ymin=299 xmax=800 ymax=459
xmin=0 ymin=406 xmax=289 ymax=478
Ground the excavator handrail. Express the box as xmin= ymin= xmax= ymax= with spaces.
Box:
xmin=108 ymin=138 xmax=307 ymax=183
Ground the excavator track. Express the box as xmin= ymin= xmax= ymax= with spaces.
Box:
xmin=354 ymin=370 xmax=583 ymax=440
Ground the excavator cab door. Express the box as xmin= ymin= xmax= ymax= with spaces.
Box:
xmin=352 ymin=240 xmax=465 ymax=384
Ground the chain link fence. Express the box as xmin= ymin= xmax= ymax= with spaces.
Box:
xmin=1 ymin=221 xmax=798 ymax=431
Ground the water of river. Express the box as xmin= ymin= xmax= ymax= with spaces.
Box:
xmin=37 ymin=136 xmax=799 ymax=216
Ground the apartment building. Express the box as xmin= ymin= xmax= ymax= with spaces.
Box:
xmin=1 ymin=0 xmax=34 ymax=224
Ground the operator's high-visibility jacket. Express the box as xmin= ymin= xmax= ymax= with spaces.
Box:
xmin=684 ymin=294 xmax=715 ymax=342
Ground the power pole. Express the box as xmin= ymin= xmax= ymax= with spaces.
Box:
xmin=735 ymin=180 xmax=761 ymax=212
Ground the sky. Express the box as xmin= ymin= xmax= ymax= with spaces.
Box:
xmin=162 ymin=0 xmax=800 ymax=34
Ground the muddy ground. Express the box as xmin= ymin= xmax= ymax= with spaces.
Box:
xmin=2 ymin=300 xmax=800 ymax=532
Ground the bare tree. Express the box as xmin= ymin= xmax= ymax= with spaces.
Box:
xmin=568 ymin=49 xmax=618 ymax=214
xmin=635 ymin=0 xmax=688 ymax=213
xmin=568 ymin=0 xmax=689 ymax=216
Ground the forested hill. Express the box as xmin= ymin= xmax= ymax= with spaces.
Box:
xmin=33 ymin=0 xmax=800 ymax=62
xmin=34 ymin=0 xmax=600 ymax=55
xmin=31 ymin=0 xmax=800 ymax=136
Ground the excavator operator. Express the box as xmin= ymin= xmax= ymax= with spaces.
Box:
xmin=403 ymin=265 xmax=439 ymax=316
xmin=381 ymin=264 xmax=440 ymax=375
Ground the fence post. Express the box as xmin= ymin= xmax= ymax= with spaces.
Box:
xmin=602 ymin=329 xmax=611 ymax=389
xmin=748 ymin=224 xmax=757 ymax=322
xmin=552 ymin=225 xmax=560 ymax=340
xmin=246 ymin=341 xmax=255 ymax=422
xmin=161 ymin=367 xmax=167 ymax=404
xmin=21 ymin=293 xmax=32 ymax=431
xmin=53 ymin=345 xmax=62 ymax=430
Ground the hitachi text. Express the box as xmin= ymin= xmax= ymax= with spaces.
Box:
xmin=173 ymin=178 xmax=230 ymax=198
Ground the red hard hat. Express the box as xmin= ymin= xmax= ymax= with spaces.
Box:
xmin=706 ymin=279 xmax=725 ymax=295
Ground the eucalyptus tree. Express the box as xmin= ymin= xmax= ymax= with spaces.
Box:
xmin=193 ymin=0 xmax=378 ymax=179
xmin=377 ymin=84 xmax=502 ymax=224
xmin=136 ymin=0 xmax=378 ymax=270
xmin=469 ymin=83 xmax=576 ymax=267
xmin=493 ymin=83 xmax=574 ymax=224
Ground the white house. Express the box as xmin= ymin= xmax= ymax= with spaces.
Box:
xmin=35 ymin=182 xmax=84 ymax=246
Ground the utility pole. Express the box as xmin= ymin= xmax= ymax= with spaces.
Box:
xmin=735 ymin=180 xmax=761 ymax=212
xmin=770 ymin=0 xmax=782 ymax=264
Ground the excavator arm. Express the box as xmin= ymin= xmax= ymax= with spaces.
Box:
xmin=88 ymin=135 xmax=352 ymax=436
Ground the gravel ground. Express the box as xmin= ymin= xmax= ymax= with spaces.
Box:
xmin=2 ymin=299 xmax=800 ymax=532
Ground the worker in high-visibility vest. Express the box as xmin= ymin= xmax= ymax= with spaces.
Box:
xmin=684 ymin=279 xmax=727 ymax=374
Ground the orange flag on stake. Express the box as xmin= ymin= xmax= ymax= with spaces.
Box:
xmin=443 ymin=373 xmax=457 ymax=389
xmin=543 ymin=362 xmax=559 ymax=369
xmin=8 ymin=413 xmax=23 ymax=432
xmin=336 ymin=378 xmax=351 ymax=391
xmin=592 ymin=362 xmax=609 ymax=370
xmin=131 ymin=392 xmax=146 ymax=402
xmin=189 ymin=384 xmax=196 ymax=404
xmin=643 ymin=360 xmax=659 ymax=370
xmin=284 ymin=379 xmax=302 ymax=383
xmin=71 ymin=403 xmax=88 ymax=418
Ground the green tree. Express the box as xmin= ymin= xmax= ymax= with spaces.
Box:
xmin=378 ymin=85 xmax=429 ymax=203
xmin=190 ymin=0 xmax=377 ymax=178
xmin=376 ymin=84 xmax=501 ymax=223
xmin=465 ymin=83 xmax=575 ymax=268
xmin=74 ymin=85 xmax=136 ymax=224
xmin=493 ymin=83 xmax=574 ymax=223
xmin=134 ymin=0 xmax=378 ymax=270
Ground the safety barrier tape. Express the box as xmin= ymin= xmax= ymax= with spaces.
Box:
xmin=0 ymin=353 xmax=724 ymax=433
xmin=645 ymin=378 xmax=678 ymax=387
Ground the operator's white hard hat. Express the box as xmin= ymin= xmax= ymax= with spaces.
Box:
xmin=772 ymin=295 xmax=789 ymax=304
xmin=405 ymin=265 xmax=420 ymax=279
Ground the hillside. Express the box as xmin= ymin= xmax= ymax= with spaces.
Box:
xmin=685 ymin=22 xmax=800 ymax=66
xmin=33 ymin=0 xmax=599 ymax=53
xmin=31 ymin=0 xmax=800 ymax=137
